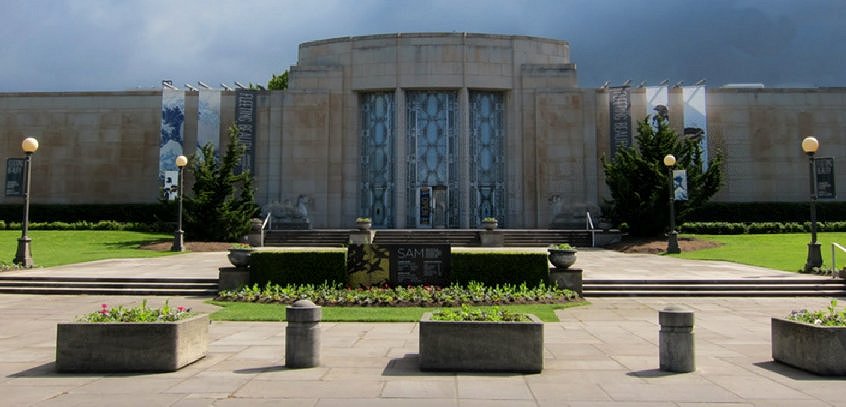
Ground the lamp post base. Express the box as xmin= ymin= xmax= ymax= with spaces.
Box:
xmin=14 ymin=236 xmax=34 ymax=268
xmin=667 ymin=231 xmax=681 ymax=254
xmin=804 ymin=242 xmax=822 ymax=272
xmin=171 ymin=230 xmax=184 ymax=252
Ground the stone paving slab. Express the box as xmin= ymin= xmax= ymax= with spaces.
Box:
xmin=0 ymin=294 xmax=845 ymax=405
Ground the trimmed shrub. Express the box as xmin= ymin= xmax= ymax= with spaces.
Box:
xmin=250 ymin=250 xmax=347 ymax=287
xmin=688 ymin=201 xmax=846 ymax=223
xmin=451 ymin=252 xmax=549 ymax=288
xmin=0 ymin=203 xmax=175 ymax=224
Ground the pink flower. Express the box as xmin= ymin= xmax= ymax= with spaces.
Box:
xmin=177 ymin=306 xmax=185 ymax=312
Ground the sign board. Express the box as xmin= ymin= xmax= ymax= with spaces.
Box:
xmin=347 ymin=244 xmax=450 ymax=287
xmin=609 ymin=86 xmax=632 ymax=156
xmin=5 ymin=158 xmax=24 ymax=197
xmin=388 ymin=244 xmax=450 ymax=286
xmin=815 ymin=157 xmax=836 ymax=199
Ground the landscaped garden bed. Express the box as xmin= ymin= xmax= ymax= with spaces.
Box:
xmin=772 ymin=300 xmax=846 ymax=376
xmin=419 ymin=306 xmax=543 ymax=373
xmin=56 ymin=300 xmax=207 ymax=373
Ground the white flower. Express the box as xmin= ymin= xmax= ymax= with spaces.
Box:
xmin=813 ymin=319 xmax=822 ymax=325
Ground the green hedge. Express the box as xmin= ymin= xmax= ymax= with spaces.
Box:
xmin=688 ymin=202 xmax=846 ymax=223
xmin=0 ymin=204 xmax=174 ymax=223
xmin=0 ymin=220 xmax=168 ymax=232
xmin=451 ymin=252 xmax=549 ymax=287
xmin=680 ymin=221 xmax=846 ymax=235
xmin=250 ymin=250 xmax=347 ymax=286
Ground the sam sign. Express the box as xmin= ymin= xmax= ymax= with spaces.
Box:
xmin=5 ymin=158 xmax=24 ymax=197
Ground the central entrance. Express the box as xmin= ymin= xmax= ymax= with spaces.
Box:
xmin=407 ymin=91 xmax=459 ymax=228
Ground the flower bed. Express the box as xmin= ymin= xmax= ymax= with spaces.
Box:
xmin=771 ymin=300 xmax=846 ymax=375
xmin=56 ymin=301 xmax=207 ymax=373
xmin=419 ymin=307 xmax=543 ymax=373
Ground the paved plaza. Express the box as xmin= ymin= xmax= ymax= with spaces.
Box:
xmin=0 ymin=250 xmax=844 ymax=406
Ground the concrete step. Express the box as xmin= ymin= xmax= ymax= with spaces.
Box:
xmin=0 ymin=277 xmax=219 ymax=296
xmin=583 ymin=278 xmax=846 ymax=297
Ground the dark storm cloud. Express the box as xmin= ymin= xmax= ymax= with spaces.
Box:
xmin=0 ymin=0 xmax=843 ymax=91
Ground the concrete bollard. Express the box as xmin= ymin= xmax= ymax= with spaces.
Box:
xmin=659 ymin=305 xmax=695 ymax=373
xmin=285 ymin=299 xmax=322 ymax=368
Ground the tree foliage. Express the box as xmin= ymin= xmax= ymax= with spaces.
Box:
xmin=602 ymin=116 xmax=722 ymax=236
xmin=183 ymin=126 xmax=259 ymax=241
xmin=267 ymin=70 xmax=288 ymax=90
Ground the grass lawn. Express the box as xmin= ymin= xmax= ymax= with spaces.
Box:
xmin=0 ymin=230 xmax=175 ymax=267
xmin=208 ymin=300 xmax=588 ymax=322
xmin=676 ymin=232 xmax=846 ymax=272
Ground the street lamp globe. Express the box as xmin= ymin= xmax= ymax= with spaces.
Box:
xmin=663 ymin=154 xmax=676 ymax=167
xmin=801 ymin=137 xmax=819 ymax=154
xmin=175 ymin=155 xmax=188 ymax=168
xmin=22 ymin=137 xmax=39 ymax=153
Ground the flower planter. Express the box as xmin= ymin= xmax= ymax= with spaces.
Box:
xmin=356 ymin=221 xmax=372 ymax=231
xmin=771 ymin=317 xmax=846 ymax=375
xmin=56 ymin=314 xmax=208 ymax=373
xmin=419 ymin=312 xmax=543 ymax=373
xmin=227 ymin=248 xmax=254 ymax=268
xmin=481 ymin=220 xmax=498 ymax=231
xmin=548 ymin=248 xmax=577 ymax=269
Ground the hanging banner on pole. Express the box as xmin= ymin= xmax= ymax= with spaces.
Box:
xmin=815 ymin=157 xmax=836 ymax=199
xmin=609 ymin=86 xmax=632 ymax=157
xmin=645 ymin=86 xmax=669 ymax=131
xmin=159 ymin=87 xmax=185 ymax=192
xmin=234 ymin=89 xmax=257 ymax=175
xmin=197 ymin=89 xmax=221 ymax=160
xmin=683 ymin=86 xmax=708 ymax=169
xmin=673 ymin=169 xmax=688 ymax=201
xmin=5 ymin=158 xmax=24 ymax=197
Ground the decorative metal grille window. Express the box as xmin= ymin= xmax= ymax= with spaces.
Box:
xmin=359 ymin=92 xmax=395 ymax=228
xmin=406 ymin=91 xmax=459 ymax=228
xmin=469 ymin=91 xmax=505 ymax=227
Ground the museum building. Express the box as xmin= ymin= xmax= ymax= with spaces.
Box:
xmin=1 ymin=33 xmax=844 ymax=229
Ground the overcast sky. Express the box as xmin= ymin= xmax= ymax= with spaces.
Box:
xmin=2 ymin=0 xmax=844 ymax=92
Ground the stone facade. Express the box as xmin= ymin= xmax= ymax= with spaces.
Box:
xmin=0 ymin=33 xmax=844 ymax=228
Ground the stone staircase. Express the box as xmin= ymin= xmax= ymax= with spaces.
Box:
xmin=0 ymin=276 xmax=219 ymax=296
xmin=582 ymin=278 xmax=846 ymax=297
xmin=264 ymin=229 xmax=593 ymax=247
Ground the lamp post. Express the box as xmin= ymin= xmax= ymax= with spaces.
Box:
xmin=14 ymin=137 xmax=39 ymax=267
xmin=801 ymin=136 xmax=822 ymax=271
xmin=171 ymin=155 xmax=188 ymax=252
xmin=664 ymin=154 xmax=681 ymax=254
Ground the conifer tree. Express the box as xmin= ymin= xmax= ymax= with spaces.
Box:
xmin=602 ymin=116 xmax=722 ymax=236
xmin=183 ymin=126 xmax=259 ymax=241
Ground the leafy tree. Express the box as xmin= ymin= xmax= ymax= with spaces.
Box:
xmin=267 ymin=70 xmax=288 ymax=90
xmin=602 ymin=116 xmax=722 ymax=236
xmin=183 ymin=126 xmax=259 ymax=241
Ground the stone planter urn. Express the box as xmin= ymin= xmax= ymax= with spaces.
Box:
xmin=56 ymin=314 xmax=209 ymax=372
xmin=548 ymin=248 xmax=577 ymax=269
xmin=771 ymin=317 xmax=846 ymax=375
xmin=419 ymin=312 xmax=543 ymax=373
xmin=227 ymin=247 xmax=254 ymax=268
xmin=481 ymin=218 xmax=498 ymax=231
xmin=355 ymin=218 xmax=372 ymax=231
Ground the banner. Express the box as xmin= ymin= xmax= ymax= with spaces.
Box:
xmin=159 ymin=88 xmax=185 ymax=199
xmin=5 ymin=158 xmax=24 ymax=197
xmin=645 ymin=86 xmax=669 ymax=131
xmin=673 ymin=169 xmax=688 ymax=201
xmin=609 ymin=86 xmax=632 ymax=156
xmin=815 ymin=157 xmax=836 ymax=199
xmin=234 ymin=89 xmax=257 ymax=175
xmin=683 ymin=86 xmax=708 ymax=169
xmin=197 ymin=89 xmax=221 ymax=160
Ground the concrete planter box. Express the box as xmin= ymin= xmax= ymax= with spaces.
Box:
xmin=419 ymin=312 xmax=543 ymax=373
xmin=56 ymin=314 xmax=208 ymax=373
xmin=771 ymin=317 xmax=846 ymax=375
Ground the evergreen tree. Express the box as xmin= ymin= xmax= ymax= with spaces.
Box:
xmin=602 ymin=116 xmax=722 ymax=236
xmin=183 ymin=126 xmax=259 ymax=241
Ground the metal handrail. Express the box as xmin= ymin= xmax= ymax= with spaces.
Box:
xmin=831 ymin=242 xmax=846 ymax=274
xmin=586 ymin=211 xmax=595 ymax=230
xmin=259 ymin=213 xmax=271 ymax=248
